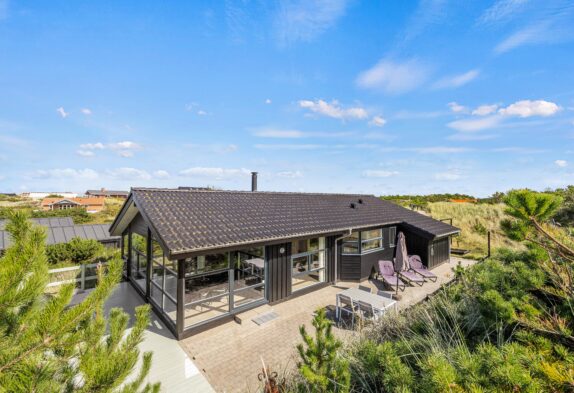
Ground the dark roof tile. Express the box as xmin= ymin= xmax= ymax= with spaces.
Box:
xmin=127 ymin=188 xmax=459 ymax=256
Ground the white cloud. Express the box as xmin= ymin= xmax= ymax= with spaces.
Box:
xmin=118 ymin=151 xmax=134 ymax=158
xmin=434 ymin=69 xmax=480 ymax=89
xmin=274 ymin=0 xmax=350 ymax=44
xmin=34 ymin=168 xmax=99 ymax=180
xmin=79 ymin=141 xmax=142 ymax=157
xmin=265 ymin=99 xmax=272 ymax=104
xmin=254 ymin=144 xmax=324 ymax=150
xmin=363 ymin=170 xmax=399 ymax=178
xmin=179 ymin=167 xmax=251 ymax=180
xmin=80 ymin=142 xmax=105 ymax=150
xmin=253 ymin=128 xmax=305 ymax=138
xmin=197 ymin=110 xmax=208 ymax=116
xmin=356 ymin=58 xmax=429 ymax=94
xmin=369 ymin=116 xmax=387 ymax=127
xmin=447 ymin=133 xmax=497 ymax=141
xmin=493 ymin=21 xmax=570 ymax=53
xmin=447 ymin=102 xmax=467 ymax=113
xmin=411 ymin=146 xmax=470 ymax=154
xmin=447 ymin=115 xmax=502 ymax=132
xmin=76 ymin=150 xmax=95 ymax=157
xmin=472 ymin=104 xmax=499 ymax=116
xmin=276 ymin=170 xmax=303 ymax=178
xmin=108 ymin=141 xmax=142 ymax=150
xmin=298 ymin=99 xmax=368 ymax=120
xmin=499 ymin=100 xmax=560 ymax=117
xmin=106 ymin=167 xmax=151 ymax=180
xmin=56 ymin=107 xmax=69 ymax=118
xmin=478 ymin=0 xmax=529 ymax=25
xmin=153 ymin=170 xmax=170 ymax=178
xmin=80 ymin=108 xmax=92 ymax=115
xmin=555 ymin=160 xmax=568 ymax=167
xmin=434 ymin=170 xmax=462 ymax=181
xmin=252 ymin=128 xmax=353 ymax=139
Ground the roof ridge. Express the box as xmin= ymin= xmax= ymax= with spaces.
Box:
xmin=130 ymin=187 xmax=375 ymax=197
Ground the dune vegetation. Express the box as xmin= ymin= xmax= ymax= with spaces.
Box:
xmin=426 ymin=202 xmax=523 ymax=259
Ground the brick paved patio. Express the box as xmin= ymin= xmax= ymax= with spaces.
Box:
xmin=179 ymin=257 xmax=476 ymax=393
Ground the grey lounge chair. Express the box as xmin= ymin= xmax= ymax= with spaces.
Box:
xmin=409 ymin=255 xmax=438 ymax=282
xmin=398 ymin=269 xmax=425 ymax=286
xmin=376 ymin=260 xmax=406 ymax=291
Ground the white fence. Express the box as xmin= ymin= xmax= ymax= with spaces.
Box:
xmin=47 ymin=262 xmax=109 ymax=291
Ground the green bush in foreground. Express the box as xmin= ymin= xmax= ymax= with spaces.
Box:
xmin=0 ymin=211 xmax=159 ymax=392
xmin=291 ymin=189 xmax=574 ymax=392
xmin=46 ymin=237 xmax=105 ymax=265
xmin=296 ymin=309 xmax=350 ymax=393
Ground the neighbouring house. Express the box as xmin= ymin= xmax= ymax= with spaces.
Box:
xmin=109 ymin=174 xmax=459 ymax=339
xmin=21 ymin=191 xmax=78 ymax=200
xmin=0 ymin=217 xmax=120 ymax=253
xmin=41 ymin=197 xmax=105 ymax=213
xmin=85 ymin=188 xmax=129 ymax=199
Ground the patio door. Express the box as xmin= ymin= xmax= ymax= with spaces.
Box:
xmin=290 ymin=237 xmax=326 ymax=293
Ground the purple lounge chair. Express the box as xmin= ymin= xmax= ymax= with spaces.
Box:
xmin=408 ymin=255 xmax=438 ymax=282
xmin=377 ymin=260 xmax=406 ymax=291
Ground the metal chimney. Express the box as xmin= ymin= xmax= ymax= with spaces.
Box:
xmin=251 ymin=172 xmax=258 ymax=192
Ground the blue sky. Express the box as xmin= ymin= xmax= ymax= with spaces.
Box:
xmin=0 ymin=0 xmax=573 ymax=197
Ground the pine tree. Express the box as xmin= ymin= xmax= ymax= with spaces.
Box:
xmin=502 ymin=189 xmax=574 ymax=349
xmin=0 ymin=211 xmax=159 ymax=392
xmin=296 ymin=308 xmax=350 ymax=393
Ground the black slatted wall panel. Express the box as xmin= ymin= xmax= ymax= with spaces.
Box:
xmin=265 ymin=242 xmax=291 ymax=303
xmin=428 ymin=237 xmax=450 ymax=269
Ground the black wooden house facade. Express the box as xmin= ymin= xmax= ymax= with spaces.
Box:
xmin=110 ymin=187 xmax=459 ymax=339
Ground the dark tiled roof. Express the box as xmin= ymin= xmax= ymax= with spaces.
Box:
xmin=0 ymin=217 xmax=119 ymax=250
xmin=86 ymin=190 xmax=129 ymax=197
xmin=126 ymin=188 xmax=459 ymax=257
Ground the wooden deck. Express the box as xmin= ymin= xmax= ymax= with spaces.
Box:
xmin=103 ymin=282 xmax=215 ymax=392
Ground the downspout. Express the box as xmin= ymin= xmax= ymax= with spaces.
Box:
xmin=333 ymin=229 xmax=353 ymax=285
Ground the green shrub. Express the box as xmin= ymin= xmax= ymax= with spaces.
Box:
xmin=46 ymin=237 xmax=104 ymax=265
xmin=297 ymin=308 xmax=350 ymax=393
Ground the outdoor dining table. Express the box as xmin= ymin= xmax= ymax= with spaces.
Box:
xmin=335 ymin=287 xmax=397 ymax=320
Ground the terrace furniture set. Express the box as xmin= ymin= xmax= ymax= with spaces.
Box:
xmin=376 ymin=255 xmax=437 ymax=292
xmin=335 ymin=287 xmax=397 ymax=328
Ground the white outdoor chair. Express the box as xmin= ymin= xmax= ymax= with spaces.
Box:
xmin=358 ymin=285 xmax=372 ymax=293
xmin=337 ymin=294 xmax=357 ymax=328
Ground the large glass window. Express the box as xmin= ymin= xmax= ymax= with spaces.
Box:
xmin=130 ymin=232 xmax=147 ymax=292
xmin=389 ymin=226 xmax=397 ymax=247
xmin=342 ymin=228 xmax=385 ymax=255
xmin=232 ymin=246 xmax=265 ymax=309
xmin=342 ymin=231 xmax=359 ymax=254
xmin=184 ymin=254 xmax=230 ymax=328
xmin=291 ymin=237 xmax=326 ymax=292
xmin=182 ymin=247 xmax=267 ymax=329
xmin=148 ymin=237 xmax=176 ymax=323
xmin=361 ymin=229 xmax=383 ymax=253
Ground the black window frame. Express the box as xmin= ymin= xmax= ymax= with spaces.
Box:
xmin=341 ymin=227 xmax=386 ymax=255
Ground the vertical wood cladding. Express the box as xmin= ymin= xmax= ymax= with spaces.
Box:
xmin=360 ymin=248 xmax=395 ymax=280
xmin=427 ymin=237 xmax=450 ymax=269
xmin=265 ymin=242 xmax=292 ymax=303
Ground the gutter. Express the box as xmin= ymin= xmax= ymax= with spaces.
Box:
xmin=333 ymin=229 xmax=353 ymax=285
